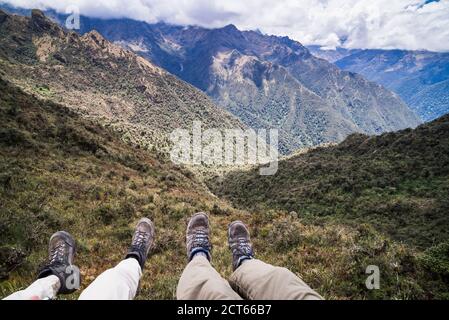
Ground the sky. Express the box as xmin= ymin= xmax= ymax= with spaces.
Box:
xmin=2 ymin=0 xmax=449 ymax=52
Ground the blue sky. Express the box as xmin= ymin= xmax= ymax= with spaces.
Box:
xmin=1 ymin=0 xmax=449 ymax=51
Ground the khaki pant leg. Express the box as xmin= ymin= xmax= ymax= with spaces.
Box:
xmin=177 ymin=256 xmax=242 ymax=300
xmin=229 ymin=259 xmax=323 ymax=300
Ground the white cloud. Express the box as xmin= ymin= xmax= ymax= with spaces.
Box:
xmin=2 ymin=0 xmax=449 ymax=51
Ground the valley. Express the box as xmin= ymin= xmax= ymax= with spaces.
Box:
xmin=0 ymin=8 xmax=448 ymax=300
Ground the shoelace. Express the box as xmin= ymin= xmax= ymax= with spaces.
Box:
xmin=49 ymin=243 xmax=67 ymax=264
xmin=190 ymin=229 xmax=210 ymax=249
xmin=132 ymin=230 xmax=149 ymax=250
xmin=231 ymin=237 xmax=253 ymax=257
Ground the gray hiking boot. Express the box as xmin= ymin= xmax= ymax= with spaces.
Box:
xmin=186 ymin=212 xmax=212 ymax=261
xmin=37 ymin=231 xmax=80 ymax=294
xmin=228 ymin=221 xmax=254 ymax=270
xmin=125 ymin=218 xmax=155 ymax=269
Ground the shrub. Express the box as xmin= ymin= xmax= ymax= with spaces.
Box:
xmin=266 ymin=219 xmax=302 ymax=251
xmin=0 ymin=246 xmax=26 ymax=280
xmin=0 ymin=128 xmax=32 ymax=147
xmin=210 ymin=203 xmax=228 ymax=216
xmin=419 ymin=241 xmax=449 ymax=277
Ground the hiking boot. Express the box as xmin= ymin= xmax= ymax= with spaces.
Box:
xmin=37 ymin=231 xmax=80 ymax=294
xmin=228 ymin=221 xmax=254 ymax=270
xmin=125 ymin=218 xmax=155 ymax=269
xmin=186 ymin=212 xmax=212 ymax=261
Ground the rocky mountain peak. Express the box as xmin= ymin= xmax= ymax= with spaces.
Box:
xmin=83 ymin=30 xmax=107 ymax=46
xmin=212 ymin=23 xmax=244 ymax=42
xmin=30 ymin=8 xmax=61 ymax=35
xmin=79 ymin=29 xmax=132 ymax=59
xmin=30 ymin=9 xmax=51 ymax=29
xmin=222 ymin=24 xmax=238 ymax=32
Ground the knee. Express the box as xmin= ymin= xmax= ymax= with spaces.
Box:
xmin=271 ymin=266 xmax=299 ymax=284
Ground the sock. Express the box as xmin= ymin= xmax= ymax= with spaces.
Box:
xmin=190 ymin=248 xmax=210 ymax=261
xmin=126 ymin=252 xmax=143 ymax=268
xmin=193 ymin=251 xmax=208 ymax=259
xmin=237 ymin=256 xmax=253 ymax=268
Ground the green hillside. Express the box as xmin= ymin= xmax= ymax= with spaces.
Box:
xmin=0 ymin=77 xmax=239 ymax=299
xmin=1 ymin=78 xmax=448 ymax=299
xmin=210 ymin=116 xmax=449 ymax=248
xmin=0 ymin=9 xmax=245 ymax=155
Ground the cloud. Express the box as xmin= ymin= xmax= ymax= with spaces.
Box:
xmin=2 ymin=0 xmax=449 ymax=51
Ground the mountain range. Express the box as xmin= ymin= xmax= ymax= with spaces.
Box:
xmin=1 ymin=7 xmax=448 ymax=300
xmin=75 ymin=17 xmax=421 ymax=154
xmin=308 ymin=46 xmax=449 ymax=122
xmin=2 ymin=57 xmax=447 ymax=299
xmin=0 ymin=9 xmax=245 ymax=156
xmin=0 ymin=5 xmax=422 ymax=154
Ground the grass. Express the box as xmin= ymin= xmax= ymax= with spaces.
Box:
xmin=208 ymin=117 xmax=449 ymax=299
xmin=34 ymin=84 xmax=51 ymax=95
xmin=1 ymin=10 xmax=447 ymax=300
xmin=210 ymin=119 xmax=449 ymax=248
xmin=0 ymin=78 xmax=448 ymax=300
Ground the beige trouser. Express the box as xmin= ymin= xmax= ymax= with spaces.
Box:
xmin=177 ymin=256 xmax=323 ymax=300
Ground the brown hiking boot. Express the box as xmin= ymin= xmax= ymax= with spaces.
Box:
xmin=37 ymin=231 xmax=80 ymax=294
xmin=186 ymin=212 xmax=212 ymax=261
xmin=228 ymin=221 xmax=254 ymax=270
xmin=126 ymin=218 xmax=155 ymax=269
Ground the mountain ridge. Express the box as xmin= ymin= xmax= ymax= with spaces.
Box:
xmin=0 ymin=6 xmax=421 ymax=155
xmin=0 ymin=9 xmax=246 ymax=156
xmin=308 ymin=46 xmax=449 ymax=122
xmin=84 ymin=19 xmax=422 ymax=152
